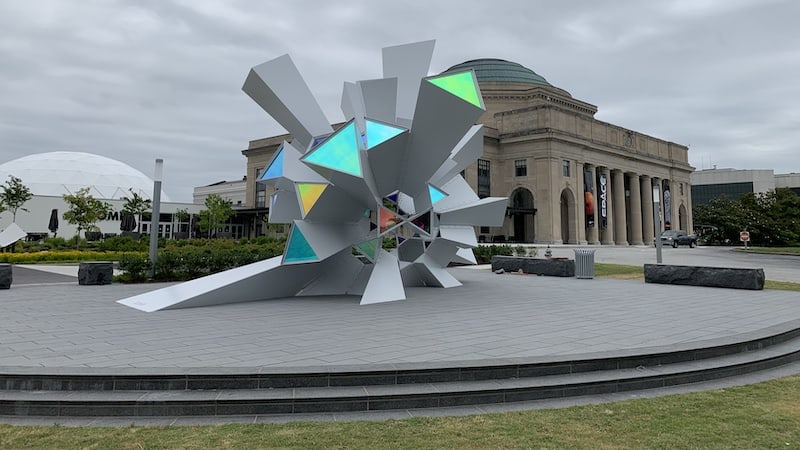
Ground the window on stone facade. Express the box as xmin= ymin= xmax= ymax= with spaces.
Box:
xmin=680 ymin=183 xmax=684 ymax=195
xmin=514 ymin=159 xmax=527 ymax=177
xmin=477 ymin=159 xmax=491 ymax=198
xmin=562 ymin=160 xmax=570 ymax=177
xmin=255 ymin=168 xmax=267 ymax=208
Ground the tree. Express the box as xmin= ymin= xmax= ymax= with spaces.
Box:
xmin=693 ymin=188 xmax=800 ymax=246
xmin=174 ymin=208 xmax=191 ymax=235
xmin=62 ymin=187 xmax=112 ymax=248
xmin=197 ymin=194 xmax=234 ymax=238
xmin=121 ymin=189 xmax=152 ymax=234
xmin=0 ymin=175 xmax=33 ymax=222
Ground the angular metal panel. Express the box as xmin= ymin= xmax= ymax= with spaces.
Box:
xmin=361 ymin=249 xmax=406 ymax=304
xmin=242 ymin=55 xmax=331 ymax=150
xmin=439 ymin=225 xmax=479 ymax=247
xmin=398 ymin=79 xmax=484 ymax=195
xmin=269 ymin=189 xmax=303 ymax=224
xmin=382 ymin=40 xmax=435 ymax=123
xmin=359 ymin=78 xmax=398 ymax=125
xmin=430 ymin=125 xmax=484 ymax=186
xmin=439 ymin=197 xmax=508 ymax=226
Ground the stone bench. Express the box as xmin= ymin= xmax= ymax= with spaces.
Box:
xmin=78 ymin=261 xmax=114 ymax=285
xmin=644 ymin=264 xmax=765 ymax=290
xmin=492 ymin=255 xmax=575 ymax=277
xmin=0 ymin=263 xmax=11 ymax=289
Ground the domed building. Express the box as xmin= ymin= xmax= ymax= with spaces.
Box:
xmin=0 ymin=152 xmax=200 ymax=241
xmin=241 ymin=58 xmax=693 ymax=244
xmin=0 ymin=151 xmax=171 ymax=202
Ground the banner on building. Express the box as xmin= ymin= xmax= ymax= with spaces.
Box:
xmin=598 ymin=172 xmax=608 ymax=230
xmin=663 ymin=180 xmax=671 ymax=230
xmin=583 ymin=169 xmax=595 ymax=227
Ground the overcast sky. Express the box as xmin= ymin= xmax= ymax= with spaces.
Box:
xmin=1 ymin=0 xmax=798 ymax=202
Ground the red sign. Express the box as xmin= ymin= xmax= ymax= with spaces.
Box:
xmin=740 ymin=231 xmax=750 ymax=242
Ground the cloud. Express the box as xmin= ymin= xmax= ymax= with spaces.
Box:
xmin=1 ymin=0 xmax=798 ymax=202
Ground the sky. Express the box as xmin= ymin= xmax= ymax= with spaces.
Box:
xmin=1 ymin=0 xmax=798 ymax=202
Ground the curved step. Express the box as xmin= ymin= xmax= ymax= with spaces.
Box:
xmin=2 ymin=328 xmax=800 ymax=417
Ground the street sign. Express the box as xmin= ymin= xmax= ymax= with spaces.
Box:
xmin=740 ymin=231 xmax=750 ymax=242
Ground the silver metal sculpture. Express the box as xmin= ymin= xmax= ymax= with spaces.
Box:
xmin=119 ymin=40 xmax=506 ymax=312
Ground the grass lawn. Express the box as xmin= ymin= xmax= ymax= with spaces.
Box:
xmin=2 ymin=374 xmax=800 ymax=449
xmin=596 ymin=263 xmax=800 ymax=291
xmin=734 ymin=246 xmax=800 ymax=256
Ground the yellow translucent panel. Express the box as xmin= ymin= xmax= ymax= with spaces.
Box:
xmin=297 ymin=183 xmax=327 ymax=215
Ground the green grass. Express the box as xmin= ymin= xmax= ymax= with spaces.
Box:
xmin=2 ymin=374 xmax=800 ymax=449
xmin=734 ymin=246 xmax=800 ymax=255
xmin=596 ymin=262 xmax=800 ymax=291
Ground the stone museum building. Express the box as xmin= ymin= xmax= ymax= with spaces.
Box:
xmin=241 ymin=58 xmax=694 ymax=244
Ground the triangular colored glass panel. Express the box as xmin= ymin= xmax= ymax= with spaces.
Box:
xmin=296 ymin=183 xmax=327 ymax=215
xmin=428 ymin=184 xmax=448 ymax=205
xmin=365 ymin=119 xmax=405 ymax=150
xmin=379 ymin=206 xmax=402 ymax=233
xmin=261 ymin=146 xmax=284 ymax=180
xmin=284 ymin=226 xmax=318 ymax=263
xmin=355 ymin=239 xmax=378 ymax=260
xmin=302 ymin=121 xmax=363 ymax=177
xmin=427 ymin=71 xmax=482 ymax=108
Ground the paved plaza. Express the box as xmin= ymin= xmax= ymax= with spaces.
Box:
xmin=2 ymin=246 xmax=799 ymax=371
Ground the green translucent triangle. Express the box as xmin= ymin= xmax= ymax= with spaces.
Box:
xmin=428 ymin=184 xmax=448 ymax=205
xmin=302 ymin=121 xmax=362 ymax=177
xmin=365 ymin=119 xmax=405 ymax=150
xmin=284 ymin=226 xmax=318 ymax=263
xmin=355 ymin=239 xmax=378 ymax=260
xmin=427 ymin=71 xmax=482 ymax=108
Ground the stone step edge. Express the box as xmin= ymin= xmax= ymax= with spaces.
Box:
xmin=5 ymin=324 xmax=800 ymax=392
xmin=2 ymin=338 xmax=798 ymax=415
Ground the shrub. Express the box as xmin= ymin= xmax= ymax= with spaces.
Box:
xmin=117 ymin=253 xmax=150 ymax=282
xmin=473 ymin=245 xmax=514 ymax=264
xmin=98 ymin=236 xmax=147 ymax=252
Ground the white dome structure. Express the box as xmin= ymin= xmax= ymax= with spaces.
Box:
xmin=0 ymin=151 xmax=170 ymax=202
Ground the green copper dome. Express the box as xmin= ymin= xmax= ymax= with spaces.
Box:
xmin=443 ymin=59 xmax=551 ymax=86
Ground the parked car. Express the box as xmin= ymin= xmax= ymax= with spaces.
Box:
xmin=657 ymin=230 xmax=697 ymax=248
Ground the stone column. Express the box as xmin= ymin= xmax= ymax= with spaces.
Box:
xmin=612 ymin=169 xmax=627 ymax=245
xmin=585 ymin=164 xmax=599 ymax=244
xmin=628 ymin=173 xmax=644 ymax=245
xmin=599 ymin=167 xmax=614 ymax=245
xmin=641 ymin=175 xmax=654 ymax=245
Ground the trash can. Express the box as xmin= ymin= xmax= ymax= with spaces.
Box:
xmin=573 ymin=249 xmax=595 ymax=279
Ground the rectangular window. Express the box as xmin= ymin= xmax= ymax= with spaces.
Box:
xmin=255 ymin=168 xmax=267 ymax=208
xmin=477 ymin=159 xmax=491 ymax=198
xmin=514 ymin=159 xmax=527 ymax=177
xmin=562 ymin=160 xmax=571 ymax=177
xmin=680 ymin=183 xmax=684 ymax=195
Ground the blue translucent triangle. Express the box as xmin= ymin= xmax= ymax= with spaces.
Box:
xmin=428 ymin=184 xmax=448 ymax=204
xmin=365 ymin=119 xmax=405 ymax=150
xmin=302 ymin=121 xmax=362 ymax=177
xmin=284 ymin=226 xmax=318 ymax=263
xmin=261 ymin=146 xmax=284 ymax=180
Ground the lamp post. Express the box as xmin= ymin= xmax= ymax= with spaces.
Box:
xmin=149 ymin=159 xmax=163 ymax=275
xmin=653 ymin=184 xmax=662 ymax=264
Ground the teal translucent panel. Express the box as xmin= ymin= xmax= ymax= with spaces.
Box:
xmin=428 ymin=184 xmax=448 ymax=204
xmin=355 ymin=239 xmax=378 ymax=260
xmin=262 ymin=146 xmax=284 ymax=180
xmin=284 ymin=226 xmax=318 ymax=263
xmin=303 ymin=121 xmax=362 ymax=177
xmin=365 ymin=119 xmax=405 ymax=150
